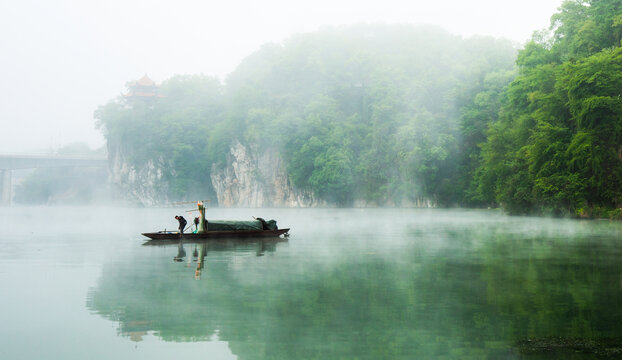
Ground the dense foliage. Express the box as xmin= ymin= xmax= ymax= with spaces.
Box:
xmin=95 ymin=75 xmax=226 ymax=200
xmin=94 ymin=2 xmax=622 ymax=216
xmin=474 ymin=0 xmax=622 ymax=217
xmin=225 ymin=25 xmax=517 ymax=206
xmin=96 ymin=25 xmax=516 ymax=206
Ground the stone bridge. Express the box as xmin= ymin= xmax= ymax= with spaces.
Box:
xmin=0 ymin=154 xmax=108 ymax=205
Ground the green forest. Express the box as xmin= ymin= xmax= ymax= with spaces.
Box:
xmin=93 ymin=0 xmax=621 ymax=218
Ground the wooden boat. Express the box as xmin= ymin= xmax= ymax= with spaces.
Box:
xmin=142 ymin=228 xmax=290 ymax=240
xmin=142 ymin=201 xmax=289 ymax=240
xmin=142 ymin=235 xmax=288 ymax=247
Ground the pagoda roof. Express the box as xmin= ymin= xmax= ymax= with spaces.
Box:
xmin=129 ymin=74 xmax=156 ymax=87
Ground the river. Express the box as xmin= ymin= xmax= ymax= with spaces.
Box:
xmin=1 ymin=206 xmax=621 ymax=359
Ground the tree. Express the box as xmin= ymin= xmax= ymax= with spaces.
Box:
xmin=475 ymin=0 xmax=622 ymax=217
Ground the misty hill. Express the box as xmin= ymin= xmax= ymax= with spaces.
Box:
xmin=12 ymin=2 xmax=622 ymax=217
xmin=95 ymin=24 xmax=517 ymax=207
xmin=90 ymin=0 xmax=622 ymax=218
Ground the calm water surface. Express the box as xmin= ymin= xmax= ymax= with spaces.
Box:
xmin=1 ymin=206 xmax=621 ymax=359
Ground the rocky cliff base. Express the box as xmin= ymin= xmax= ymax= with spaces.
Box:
xmin=210 ymin=141 xmax=322 ymax=207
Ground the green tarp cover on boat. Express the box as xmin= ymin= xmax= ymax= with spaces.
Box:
xmin=264 ymin=219 xmax=278 ymax=230
xmin=206 ymin=220 xmax=263 ymax=231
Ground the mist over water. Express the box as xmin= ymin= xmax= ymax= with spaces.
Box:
xmin=0 ymin=2 xmax=619 ymax=359
xmin=1 ymin=206 xmax=620 ymax=359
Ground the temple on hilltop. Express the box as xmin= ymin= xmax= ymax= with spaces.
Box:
xmin=124 ymin=74 xmax=162 ymax=101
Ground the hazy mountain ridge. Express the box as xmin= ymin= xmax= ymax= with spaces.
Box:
xmin=96 ymin=24 xmax=516 ymax=207
xmin=18 ymin=2 xmax=622 ymax=218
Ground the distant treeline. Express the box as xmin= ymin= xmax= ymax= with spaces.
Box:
xmin=14 ymin=143 xmax=108 ymax=204
xmin=95 ymin=0 xmax=622 ymax=217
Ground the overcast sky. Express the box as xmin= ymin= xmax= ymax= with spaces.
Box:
xmin=0 ymin=0 xmax=563 ymax=153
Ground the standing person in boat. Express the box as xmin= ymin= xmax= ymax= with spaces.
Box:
xmin=175 ymin=215 xmax=187 ymax=234
xmin=193 ymin=217 xmax=200 ymax=233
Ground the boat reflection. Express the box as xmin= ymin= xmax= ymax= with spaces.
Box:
xmin=142 ymin=238 xmax=286 ymax=279
xmin=87 ymin=237 xmax=289 ymax=348
xmin=88 ymin=223 xmax=622 ymax=359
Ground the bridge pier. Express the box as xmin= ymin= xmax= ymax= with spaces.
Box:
xmin=0 ymin=169 xmax=11 ymax=206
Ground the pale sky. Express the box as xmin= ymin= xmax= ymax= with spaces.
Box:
xmin=0 ymin=0 xmax=563 ymax=153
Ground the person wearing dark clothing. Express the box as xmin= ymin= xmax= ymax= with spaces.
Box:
xmin=175 ymin=215 xmax=187 ymax=234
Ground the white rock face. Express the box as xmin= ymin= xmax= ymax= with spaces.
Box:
xmin=108 ymin=139 xmax=433 ymax=208
xmin=210 ymin=140 xmax=322 ymax=207
xmin=109 ymin=146 xmax=171 ymax=206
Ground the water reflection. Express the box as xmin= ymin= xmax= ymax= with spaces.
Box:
xmin=87 ymin=238 xmax=287 ymax=347
xmin=86 ymin=214 xmax=622 ymax=359
xmin=142 ymin=239 xmax=282 ymax=279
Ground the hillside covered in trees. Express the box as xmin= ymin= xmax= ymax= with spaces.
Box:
xmin=94 ymin=0 xmax=622 ymax=218
xmin=474 ymin=0 xmax=622 ymax=217
xmin=96 ymin=25 xmax=517 ymax=206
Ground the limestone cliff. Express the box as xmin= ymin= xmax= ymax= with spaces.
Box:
xmin=108 ymin=139 xmax=432 ymax=208
xmin=210 ymin=140 xmax=322 ymax=207
xmin=108 ymin=145 xmax=171 ymax=206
